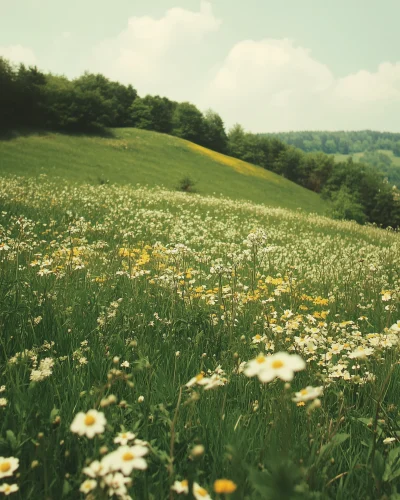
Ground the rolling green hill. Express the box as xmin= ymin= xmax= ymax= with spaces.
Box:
xmin=0 ymin=128 xmax=327 ymax=214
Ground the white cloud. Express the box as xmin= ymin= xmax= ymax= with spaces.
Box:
xmin=335 ymin=62 xmax=400 ymax=102
xmin=47 ymin=2 xmax=400 ymax=133
xmin=204 ymin=38 xmax=400 ymax=132
xmin=0 ymin=45 xmax=37 ymax=66
xmin=210 ymin=39 xmax=333 ymax=96
xmin=204 ymin=38 xmax=335 ymax=131
xmin=92 ymin=1 xmax=220 ymax=99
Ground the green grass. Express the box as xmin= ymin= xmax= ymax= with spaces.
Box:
xmin=0 ymin=128 xmax=327 ymax=214
xmin=1 ymin=174 xmax=400 ymax=499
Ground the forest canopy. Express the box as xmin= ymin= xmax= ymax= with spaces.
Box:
xmin=260 ymin=130 xmax=400 ymax=157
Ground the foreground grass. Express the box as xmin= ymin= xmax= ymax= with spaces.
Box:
xmin=0 ymin=176 xmax=400 ymax=499
xmin=0 ymin=128 xmax=327 ymax=214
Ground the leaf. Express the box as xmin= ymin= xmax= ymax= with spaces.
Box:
xmin=383 ymin=447 xmax=400 ymax=482
xmin=62 ymin=480 xmax=72 ymax=495
xmin=49 ymin=407 xmax=60 ymax=423
xmin=330 ymin=433 xmax=350 ymax=447
xmin=6 ymin=430 xmax=17 ymax=452
xmin=318 ymin=433 xmax=349 ymax=462
xmin=358 ymin=418 xmax=373 ymax=428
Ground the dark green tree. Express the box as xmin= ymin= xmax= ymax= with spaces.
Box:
xmin=130 ymin=98 xmax=154 ymax=130
xmin=15 ymin=64 xmax=47 ymax=127
xmin=330 ymin=186 xmax=366 ymax=224
xmin=172 ymin=102 xmax=205 ymax=144
xmin=0 ymin=57 xmax=17 ymax=130
xmin=203 ymin=109 xmax=228 ymax=153
xmin=227 ymin=124 xmax=247 ymax=159
xmin=142 ymin=95 xmax=175 ymax=133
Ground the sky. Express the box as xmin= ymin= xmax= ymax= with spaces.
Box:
xmin=1 ymin=0 xmax=400 ymax=132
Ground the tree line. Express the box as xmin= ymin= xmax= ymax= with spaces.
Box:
xmin=0 ymin=58 xmax=228 ymax=153
xmin=260 ymin=130 xmax=400 ymax=157
xmin=1 ymin=57 xmax=400 ymax=228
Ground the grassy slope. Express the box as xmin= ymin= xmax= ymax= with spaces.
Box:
xmin=0 ymin=128 xmax=327 ymax=214
xmin=0 ymin=176 xmax=399 ymax=498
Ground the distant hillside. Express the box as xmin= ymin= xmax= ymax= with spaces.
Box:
xmin=0 ymin=128 xmax=327 ymax=214
xmin=260 ymin=130 xmax=400 ymax=156
xmin=2 ymin=57 xmax=399 ymax=227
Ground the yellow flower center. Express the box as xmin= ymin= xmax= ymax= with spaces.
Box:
xmin=122 ymin=452 xmax=135 ymax=461
xmin=196 ymin=373 xmax=204 ymax=381
xmin=272 ymin=360 xmax=284 ymax=369
xmin=197 ymin=487 xmax=208 ymax=497
xmin=181 ymin=480 xmax=188 ymax=487
xmin=84 ymin=414 xmax=96 ymax=426
xmin=0 ymin=462 xmax=11 ymax=472
xmin=256 ymin=355 xmax=265 ymax=364
xmin=300 ymin=389 xmax=308 ymax=395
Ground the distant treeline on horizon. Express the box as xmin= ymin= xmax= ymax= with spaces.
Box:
xmin=260 ymin=130 xmax=400 ymax=157
xmin=1 ymin=56 xmax=400 ymax=228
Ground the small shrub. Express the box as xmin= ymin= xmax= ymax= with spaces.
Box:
xmin=176 ymin=176 xmax=197 ymax=193
xmin=98 ymin=176 xmax=109 ymax=185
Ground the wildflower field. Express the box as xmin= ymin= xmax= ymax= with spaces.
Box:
xmin=1 ymin=175 xmax=400 ymax=499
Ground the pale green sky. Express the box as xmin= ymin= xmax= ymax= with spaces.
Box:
xmin=1 ymin=0 xmax=400 ymax=132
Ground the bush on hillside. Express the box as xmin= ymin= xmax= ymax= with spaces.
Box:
xmin=176 ymin=176 xmax=197 ymax=193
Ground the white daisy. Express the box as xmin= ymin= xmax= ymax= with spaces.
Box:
xmin=102 ymin=445 xmax=148 ymax=475
xmin=0 ymin=457 xmax=19 ymax=479
xmin=0 ymin=483 xmax=19 ymax=495
xmin=243 ymin=354 xmax=268 ymax=377
xmin=383 ymin=437 xmax=396 ymax=444
xmin=102 ymin=472 xmax=131 ymax=497
xmin=292 ymin=386 xmax=323 ymax=402
xmin=79 ymin=479 xmax=97 ymax=494
xmin=82 ymin=459 xmax=109 ymax=478
xmin=348 ymin=346 xmax=374 ymax=359
xmin=114 ymin=431 xmax=136 ymax=446
xmin=70 ymin=410 xmax=106 ymax=438
xmin=245 ymin=352 xmax=305 ymax=383
xmin=171 ymin=479 xmax=189 ymax=494
xmin=193 ymin=482 xmax=212 ymax=500
xmin=258 ymin=352 xmax=306 ymax=382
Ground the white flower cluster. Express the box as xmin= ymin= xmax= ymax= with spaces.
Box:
xmin=30 ymin=357 xmax=54 ymax=382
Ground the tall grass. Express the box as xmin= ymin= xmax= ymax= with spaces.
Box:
xmin=0 ymin=175 xmax=399 ymax=499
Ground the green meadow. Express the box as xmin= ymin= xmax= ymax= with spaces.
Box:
xmin=0 ymin=129 xmax=327 ymax=214
xmin=0 ymin=161 xmax=400 ymax=498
